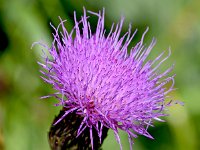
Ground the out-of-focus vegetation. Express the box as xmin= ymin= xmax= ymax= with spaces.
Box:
xmin=0 ymin=0 xmax=200 ymax=150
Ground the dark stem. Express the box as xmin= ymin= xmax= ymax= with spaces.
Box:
xmin=48 ymin=108 xmax=109 ymax=150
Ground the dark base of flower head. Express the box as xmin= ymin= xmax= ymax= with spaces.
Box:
xmin=48 ymin=108 xmax=109 ymax=150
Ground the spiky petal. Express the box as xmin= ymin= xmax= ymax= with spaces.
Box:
xmin=39 ymin=8 xmax=175 ymax=150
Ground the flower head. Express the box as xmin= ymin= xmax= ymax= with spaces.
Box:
xmin=39 ymin=8 xmax=175 ymax=150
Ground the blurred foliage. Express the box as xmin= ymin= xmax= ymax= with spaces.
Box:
xmin=0 ymin=0 xmax=200 ymax=150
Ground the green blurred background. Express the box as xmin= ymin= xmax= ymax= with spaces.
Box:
xmin=0 ymin=0 xmax=200 ymax=150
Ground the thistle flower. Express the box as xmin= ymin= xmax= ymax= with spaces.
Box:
xmin=38 ymin=8 xmax=176 ymax=150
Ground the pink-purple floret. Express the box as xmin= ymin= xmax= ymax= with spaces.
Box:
xmin=39 ymin=8 xmax=175 ymax=150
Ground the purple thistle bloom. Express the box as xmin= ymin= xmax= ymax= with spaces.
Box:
xmin=38 ymin=8 xmax=175 ymax=150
